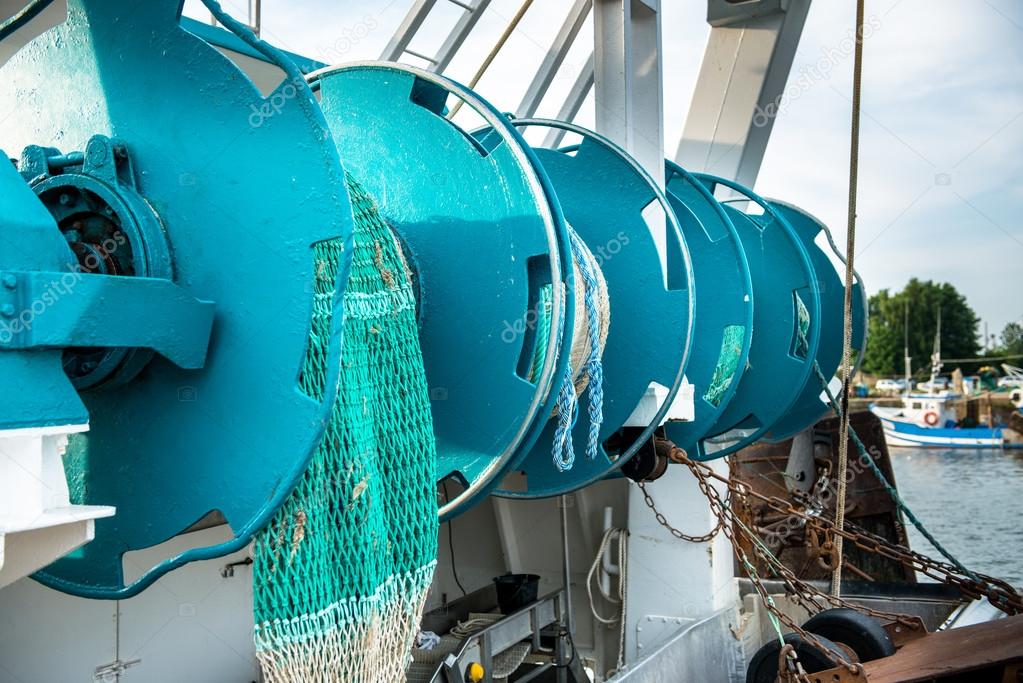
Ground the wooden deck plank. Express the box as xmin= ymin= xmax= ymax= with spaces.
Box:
xmin=860 ymin=614 xmax=1023 ymax=682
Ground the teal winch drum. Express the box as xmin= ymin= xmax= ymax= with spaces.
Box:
xmin=689 ymin=174 xmax=821 ymax=460
xmin=761 ymin=200 xmax=868 ymax=441
xmin=307 ymin=62 xmax=575 ymax=519
xmin=0 ymin=0 xmax=872 ymax=603
xmin=0 ymin=0 xmax=354 ymax=598
xmin=661 ymin=161 xmax=754 ymax=457
xmin=493 ymin=120 xmax=693 ymax=499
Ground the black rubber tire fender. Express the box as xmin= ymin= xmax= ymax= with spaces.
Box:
xmin=803 ymin=607 xmax=897 ymax=662
xmin=746 ymin=632 xmax=848 ymax=683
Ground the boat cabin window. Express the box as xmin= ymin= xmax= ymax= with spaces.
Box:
xmin=912 ymin=402 xmax=922 ymax=409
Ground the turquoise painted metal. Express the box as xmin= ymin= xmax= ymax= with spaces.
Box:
xmin=692 ymin=174 xmax=821 ymax=459
xmin=0 ymin=0 xmax=354 ymax=598
xmin=763 ymin=200 xmax=868 ymax=441
xmin=308 ymin=63 xmax=574 ymax=519
xmin=0 ymin=156 xmax=91 ymax=430
xmin=15 ymin=136 xmax=214 ymax=390
xmin=494 ymin=120 xmax=693 ymax=499
xmin=661 ymin=161 xmax=754 ymax=455
xmin=0 ymin=2 xmax=869 ymax=590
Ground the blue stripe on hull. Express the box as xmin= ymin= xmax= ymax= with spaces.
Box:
xmin=875 ymin=415 xmax=1012 ymax=448
xmin=883 ymin=432 xmax=1004 ymax=448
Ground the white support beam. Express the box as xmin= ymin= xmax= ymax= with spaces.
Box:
xmin=432 ymin=0 xmax=492 ymax=73
xmin=541 ymin=53 xmax=594 ymax=149
xmin=592 ymin=0 xmax=665 ymax=184
xmin=0 ymin=426 xmax=115 ymax=590
xmin=675 ymin=0 xmax=811 ymax=186
xmin=517 ymin=0 xmax=592 ymax=118
xmin=380 ymin=0 xmax=491 ymax=73
xmin=623 ymin=462 xmax=738 ymax=665
xmin=380 ymin=0 xmax=440 ymax=62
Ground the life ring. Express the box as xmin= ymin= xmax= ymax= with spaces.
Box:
xmin=923 ymin=411 xmax=940 ymax=426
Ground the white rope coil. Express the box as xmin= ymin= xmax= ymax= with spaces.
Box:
xmin=586 ymin=526 xmax=628 ymax=674
xmin=551 ymin=227 xmax=611 ymax=470
xmin=567 ymin=229 xmax=611 ymax=393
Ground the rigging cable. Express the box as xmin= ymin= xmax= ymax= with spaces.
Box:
xmin=447 ymin=0 xmax=536 ymax=119
xmin=442 ymin=481 xmax=469 ymax=596
xmin=832 ymin=0 xmax=866 ymax=598
xmin=0 ymin=0 xmax=54 ymax=42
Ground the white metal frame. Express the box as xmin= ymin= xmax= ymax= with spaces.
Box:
xmin=675 ymin=0 xmax=812 ymax=185
xmin=381 ymin=0 xmax=493 ymax=72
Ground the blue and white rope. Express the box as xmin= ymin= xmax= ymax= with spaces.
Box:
xmin=552 ymin=228 xmax=607 ymax=472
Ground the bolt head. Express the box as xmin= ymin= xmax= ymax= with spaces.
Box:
xmin=86 ymin=139 xmax=108 ymax=166
xmin=1 ymin=304 xmax=16 ymax=317
xmin=2 ymin=274 xmax=16 ymax=289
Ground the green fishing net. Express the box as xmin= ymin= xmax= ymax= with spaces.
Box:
xmin=252 ymin=174 xmax=438 ymax=682
xmin=794 ymin=291 xmax=811 ymax=360
xmin=703 ymin=324 xmax=746 ymax=407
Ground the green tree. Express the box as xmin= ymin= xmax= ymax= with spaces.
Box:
xmin=998 ymin=321 xmax=1023 ymax=356
xmin=862 ymin=279 xmax=980 ymax=377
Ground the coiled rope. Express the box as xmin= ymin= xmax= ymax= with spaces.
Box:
xmin=551 ymin=227 xmax=610 ymax=472
xmin=586 ymin=526 xmax=628 ymax=675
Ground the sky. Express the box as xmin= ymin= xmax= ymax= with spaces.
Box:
xmin=189 ymin=0 xmax=1022 ymax=341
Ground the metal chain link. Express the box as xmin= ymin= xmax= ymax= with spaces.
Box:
xmin=688 ymin=451 xmax=1023 ymax=615
xmin=679 ymin=453 xmax=865 ymax=678
xmin=636 ymin=481 xmax=723 ymax=543
xmin=644 ymin=445 xmax=1023 ymax=679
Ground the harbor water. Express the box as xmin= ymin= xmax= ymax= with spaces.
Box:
xmin=889 ymin=446 xmax=1023 ymax=586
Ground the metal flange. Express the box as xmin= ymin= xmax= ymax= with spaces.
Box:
xmin=762 ymin=200 xmax=867 ymax=441
xmin=0 ymin=0 xmax=353 ymax=598
xmin=307 ymin=63 xmax=574 ymax=519
xmin=493 ymin=120 xmax=693 ymax=498
xmin=693 ymin=174 xmax=821 ymax=459
xmin=661 ymin=160 xmax=754 ymax=456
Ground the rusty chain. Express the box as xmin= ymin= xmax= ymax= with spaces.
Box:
xmin=636 ymin=444 xmax=1023 ymax=680
xmin=681 ymin=451 xmax=864 ymax=679
xmin=680 ymin=451 xmax=1023 ymax=615
xmin=636 ymin=481 xmax=723 ymax=543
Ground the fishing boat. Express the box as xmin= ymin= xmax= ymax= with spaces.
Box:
xmin=870 ymin=392 xmax=1011 ymax=448
xmin=871 ymin=309 xmax=1023 ymax=449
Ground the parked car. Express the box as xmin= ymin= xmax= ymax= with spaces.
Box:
xmin=997 ymin=376 xmax=1023 ymax=389
xmin=917 ymin=376 xmax=950 ymax=392
xmin=875 ymin=378 xmax=911 ymax=394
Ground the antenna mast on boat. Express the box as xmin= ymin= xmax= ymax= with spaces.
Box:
xmin=904 ymin=301 xmax=912 ymax=394
xmin=929 ymin=305 xmax=942 ymax=395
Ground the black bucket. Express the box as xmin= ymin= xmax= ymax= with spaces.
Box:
xmin=493 ymin=573 xmax=540 ymax=614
